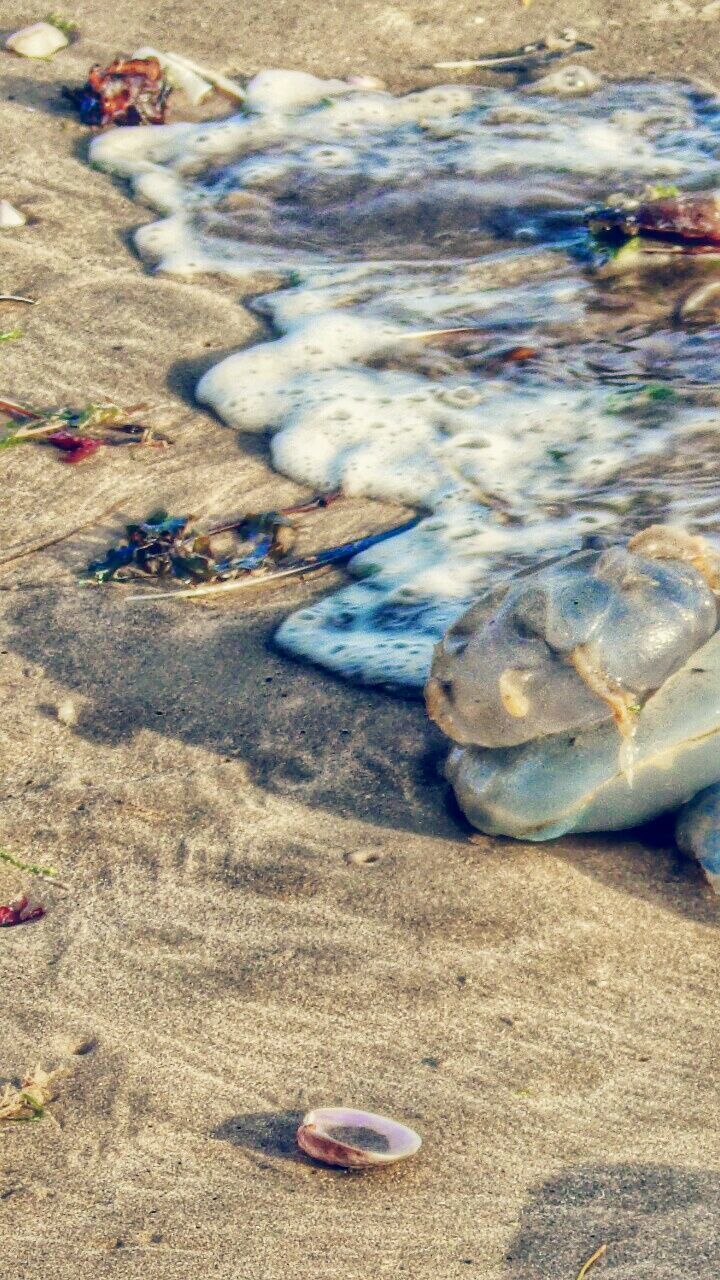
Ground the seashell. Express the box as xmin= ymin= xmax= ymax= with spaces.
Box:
xmin=5 ymin=22 xmax=68 ymax=59
xmin=296 ymin=1107 xmax=421 ymax=1168
xmin=133 ymin=48 xmax=212 ymax=106
xmin=162 ymin=51 xmax=246 ymax=103
xmin=0 ymin=200 xmax=26 ymax=229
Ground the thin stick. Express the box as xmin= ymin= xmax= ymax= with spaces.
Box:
xmin=3 ymin=421 xmax=61 ymax=440
xmin=208 ymin=490 xmax=343 ymax=537
xmin=0 ymin=398 xmax=41 ymax=421
xmin=432 ymin=59 xmax=495 ymax=69
xmin=0 ymin=296 xmax=36 ymax=306
xmin=576 ymin=1244 xmax=608 ymax=1280
xmin=0 ymin=498 xmax=133 ymax=573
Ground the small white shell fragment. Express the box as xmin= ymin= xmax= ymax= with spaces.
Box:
xmin=530 ymin=64 xmax=602 ymax=96
xmin=5 ymin=22 xmax=68 ymax=59
xmin=680 ymin=280 xmax=720 ymax=321
xmin=296 ymin=1107 xmax=422 ymax=1168
xmin=56 ymin=698 xmax=78 ymax=727
xmin=347 ymin=74 xmax=387 ymax=91
xmin=133 ymin=47 xmax=212 ymax=105
xmin=162 ymin=51 xmax=246 ymax=103
xmin=0 ymin=200 xmax=27 ymax=229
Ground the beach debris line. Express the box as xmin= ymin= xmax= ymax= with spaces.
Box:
xmin=4 ymin=20 xmax=68 ymax=59
xmin=0 ymin=1067 xmax=62 ymax=1122
xmin=0 ymin=399 xmax=170 ymax=462
xmin=0 ymin=896 xmax=44 ymax=928
xmin=64 ymin=57 xmax=172 ymax=127
xmin=84 ymin=495 xmax=419 ymax=600
xmin=296 ymin=1107 xmax=422 ymax=1168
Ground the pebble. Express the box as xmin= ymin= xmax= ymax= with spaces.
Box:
xmin=0 ymin=201 xmax=26 ymax=229
xmin=4 ymin=22 xmax=69 ymax=59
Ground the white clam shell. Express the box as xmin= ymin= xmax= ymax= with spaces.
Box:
xmin=0 ymin=200 xmax=27 ymax=229
xmin=5 ymin=22 xmax=68 ymax=59
xmin=133 ymin=47 xmax=213 ymax=106
xmin=296 ymin=1107 xmax=421 ymax=1168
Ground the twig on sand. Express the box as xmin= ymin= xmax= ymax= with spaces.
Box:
xmin=0 ymin=497 xmax=135 ymax=574
xmin=0 ymin=296 xmax=35 ymax=306
xmin=575 ymin=1244 xmax=608 ymax=1279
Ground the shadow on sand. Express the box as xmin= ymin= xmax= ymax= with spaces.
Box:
xmin=506 ymin=1162 xmax=720 ymax=1278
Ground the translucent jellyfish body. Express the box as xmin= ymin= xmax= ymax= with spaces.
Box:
xmin=431 ymin=527 xmax=720 ymax=855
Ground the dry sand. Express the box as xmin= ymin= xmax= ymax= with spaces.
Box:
xmin=1 ymin=2 xmax=719 ymax=1276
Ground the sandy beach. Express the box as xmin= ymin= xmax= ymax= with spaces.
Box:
xmin=1 ymin=2 xmax=719 ymax=1276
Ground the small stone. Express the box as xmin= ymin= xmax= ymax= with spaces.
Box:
xmin=5 ymin=22 xmax=69 ymax=59
xmin=346 ymin=74 xmax=387 ymax=90
xmin=530 ymin=64 xmax=602 ymax=96
xmin=56 ymin=698 xmax=78 ymax=727
xmin=0 ymin=201 xmax=26 ymax=229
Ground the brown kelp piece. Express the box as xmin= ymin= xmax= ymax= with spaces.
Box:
xmin=588 ymin=192 xmax=720 ymax=251
xmin=64 ymin=57 xmax=171 ymax=127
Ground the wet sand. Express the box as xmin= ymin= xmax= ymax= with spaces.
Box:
xmin=1 ymin=3 xmax=719 ymax=1277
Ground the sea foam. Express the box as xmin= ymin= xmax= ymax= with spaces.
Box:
xmin=90 ymin=72 xmax=720 ymax=690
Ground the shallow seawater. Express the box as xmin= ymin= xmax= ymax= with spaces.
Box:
xmin=90 ymin=71 xmax=720 ymax=692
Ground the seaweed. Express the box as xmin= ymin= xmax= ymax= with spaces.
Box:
xmin=84 ymin=493 xmax=420 ymax=600
xmin=0 ymin=399 xmax=170 ymax=462
xmin=64 ymin=57 xmax=172 ymax=128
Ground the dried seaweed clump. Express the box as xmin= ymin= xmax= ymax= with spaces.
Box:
xmin=65 ymin=57 xmax=171 ymax=127
xmin=0 ymin=1066 xmax=63 ymax=1122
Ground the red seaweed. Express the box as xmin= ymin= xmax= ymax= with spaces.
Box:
xmin=0 ymin=897 xmax=45 ymax=927
xmin=64 ymin=57 xmax=171 ymax=128
xmin=46 ymin=430 xmax=102 ymax=463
